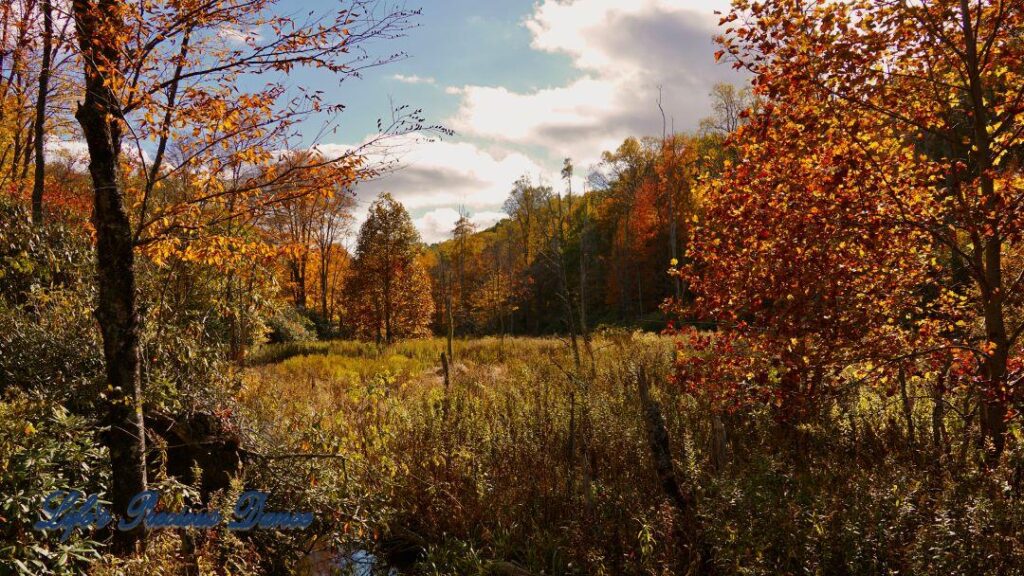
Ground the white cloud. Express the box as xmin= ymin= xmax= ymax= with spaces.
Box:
xmin=217 ymin=24 xmax=262 ymax=45
xmin=350 ymin=135 xmax=544 ymax=212
xmin=449 ymin=77 xmax=618 ymax=144
xmin=326 ymin=134 xmax=545 ymax=241
xmin=414 ymin=208 xmax=506 ymax=243
xmin=447 ymin=0 xmax=745 ymax=167
xmin=392 ymin=73 xmax=436 ymax=85
xmin=524 ymin=0 xmax=732 ymax=70
xmin=45 ymin=138 xmax=151 ymax=167
xmin=327 ymin=0 xmax=746 ymax=241
xmin=44 ymin=140 xmax=90 ymax=165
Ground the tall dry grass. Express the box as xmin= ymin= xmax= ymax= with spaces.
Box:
xmin=236 ymin=333 xmax=1024 ymax=575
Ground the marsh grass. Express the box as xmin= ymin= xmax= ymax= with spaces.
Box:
xmin=236 ymin=333 xmax=1024 ymax=575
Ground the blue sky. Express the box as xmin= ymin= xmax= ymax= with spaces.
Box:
xmin=283 ymin=0 xmax=743 ymax=242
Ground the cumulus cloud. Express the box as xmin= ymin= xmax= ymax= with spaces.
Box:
xmin=44 ymin=140 xmax=90 ymax=165
xmin=392 ymin=73 xmax=436 ymax=85
xmin=45 ymin=138 xmax=151 ymax=167
xmin=322 ymin=1 xmax=746 ymax=240
xmin=524 ymin=0 xmax=733 ymax=70
xmin=449 ymin=77 xmax=618 ymax=145
xmin=414 ymin=208 xmax=506 ymax=244
xmin=323 ymin=135 xmax=544 ymax=240
xmin=349 ymin=135 xmax=544 ymax=212
xmin=448 ymin=0 xmax=744 ymax=166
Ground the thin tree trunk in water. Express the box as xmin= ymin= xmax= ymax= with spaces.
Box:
xmin=73 ymin=0 xmax=147 ymax=552
xmin=30 ymin=0 xmax=52 ymax=226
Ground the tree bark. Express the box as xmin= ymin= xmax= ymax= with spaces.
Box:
xmin=446 ymin=262 xmax=454 ymax=362
xmin=72 ymin=0 xmax=147 ymax=552
xmin=320 ymin=244 xmax=330 ymax=319
xmin=383 ymin=268 xmax=393 ymax=344
xmin=898 ymin=365 xmax=916 ymax=450
xmin=289 ymin=257 xmax=307 ymax=310
xmin=959 ymin=0 xmax=1009 ymax=459
xmin=932 ymin=364 xmax=949 ymax=457
xmin=578 ymin=197 xmax=595 ymax=373
xmin=30 ymin=0 xmax=52 ymax=225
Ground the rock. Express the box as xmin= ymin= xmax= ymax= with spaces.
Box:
xmin=146 ymin=410 xmax=244 ymax=498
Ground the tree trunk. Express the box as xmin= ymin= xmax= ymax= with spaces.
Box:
xmin=30 ymin=0 xmax=52 ymax=226
xmin=446 ymin=265 xmax=454 ymax=362
xmin=550 ymin=192 xmax=580 ymax=369
xmin=636 ymin=364 xmax=712 ymax=574
xmin=932 ymin=364 xmax=949 ymax=457
xmin=320 ymin=246 xmax=330 ymax=320
xmin=898 ymin=365 xmax=916 ymax=450
xmin=668 ymin=177 xmax=681 ymax=302
xmin=384 ymin=275 xmax=393 ymax=345
xmin=959 ymin=0 xmax=1009 ymax=461
xmin=72 ymin=0 xmax=147 ymax=552
xmin=290 ymin=257 xmax=307 ymax=310
xmin=579 ymin=199 xmax=595 ymax=373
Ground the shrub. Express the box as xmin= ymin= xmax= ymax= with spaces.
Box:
xmin=0 ymin=392 xmax=108 ymax=575
xmin=265 ymin=306 xmax=317 ymax=344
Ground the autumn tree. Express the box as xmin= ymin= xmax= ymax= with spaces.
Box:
xmin=699 ymin=82 xmax=756 ymax=137
xmin=451 ymin=210 xmax=478 ymax=332
xmin=694 ymin=0 xmax=1024 ymax=456
xmin=0 ymin=0 xmax=40 ymax=189
xmin=591 ymin=137 xmax=663 ymax=318
xmin=431 ymin=220 xmax=523 ymax=338
xmin=0 ymin=0 xmax=74 ymax=215
xmin=312 ymin=194 xmax=354 ymax=329
xmin=347 ymin=192 xmax=433 ymax=343
xmin=264 ymin=151 xmax=356 ymax=318
xmin=68 ymin=0 xmax=427 ymax=550
xmin=468 ymin=228 xmax=519 ymax=338
xmin=502 ymin=176 xmax=552 ymax=331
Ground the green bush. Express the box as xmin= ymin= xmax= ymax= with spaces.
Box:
xmin=265 ymin=306 xmax=317 ymax=344
xmin=0 ymin=199 xmax=103 ymax=406
xmin=0 ymin=392 xmax=108 ymax=575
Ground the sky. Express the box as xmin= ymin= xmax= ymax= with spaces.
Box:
xmin=289 ymin=0 xmax=744 ymax=243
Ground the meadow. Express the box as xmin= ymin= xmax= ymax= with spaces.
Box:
xmin=5 ymin=0 xmax=1024 ymax=573
xmin=228 ymin=334 xmax=1023 ymax=575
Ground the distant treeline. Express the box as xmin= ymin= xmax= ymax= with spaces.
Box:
xmin=423 ymin=85 xmax=749 ymax=337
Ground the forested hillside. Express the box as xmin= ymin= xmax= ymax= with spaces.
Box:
xmin=423 ymin=96 xmax=739 ymax=336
